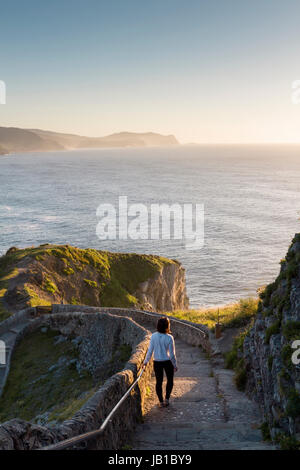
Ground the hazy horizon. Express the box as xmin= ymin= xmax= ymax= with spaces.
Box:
xmin=6 ymin=124 xmax=300 ymax=146
xmin=1 ymin=1 xmax=300 ymax=144
xmin=6 ymin=123 xmax=300 ymax=147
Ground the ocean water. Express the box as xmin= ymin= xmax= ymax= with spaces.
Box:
xmin=0 ymin=145 xmax=300 ymax=308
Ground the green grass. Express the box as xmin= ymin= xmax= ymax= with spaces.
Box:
xmin=265 ymin=319 xmax=281 ymax=344
xmin=225 ymin=326 xmax=252 ymax=369
xmin=285 ymin=389 xmax=300 ymax=419
xmin=260 ymin=422 xmax=271 ymax=441
xmin=43 ymin=276 xmax=57 ymax=294
xmin=168 ymin=298 xmax=257 ymax=393
xmin=0 ymin=244 xmax=176 ymax=315
xmin=234 ymin=360 xmax=247 ymax=391
xmin=24 ymin=285 xmax=51 ymax=308
xmin=0 ymin=304 xmax=10 ymax=322
xmin=100 ymin=278 xmax=138 ymax=308
xmin=282 ymin=321 xmax=300 ymax=341
xmin=281 ymin=344 xmax=293 ymax=370
xmin=224 ymin=322 xmax=254 ymax=391
xmin=0 ymin=327 xmax=133 ymax=425
xmin=83 ymin=279 xmax=98 ymax=288
xmin=167 ymin=298 xmax=258 ymax=331
xmin=275 ymin=432 xmax=300 ymax=450
xmin=0 ymin=328 xmax=95 ymax=424
xmin=47 ymin=390 xmax=96 ymax=423
xmin=259 ymin=282 xmax=276 ymax=308
xmin=0 ymin=266 xmax=18 ymax=321
xmin=62 ymin=267 xmax=75 ymax=276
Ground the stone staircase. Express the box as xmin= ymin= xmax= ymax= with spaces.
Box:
xmin=131 ymin=335 xmax=274 ymax=450
xmin=0 ymin=306 xmax=275 ymax=450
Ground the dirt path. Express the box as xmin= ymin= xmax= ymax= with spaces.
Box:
xmin=132 ymin=337 xmax=273 ymax=450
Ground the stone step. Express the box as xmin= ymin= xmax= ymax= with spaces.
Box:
xmin=134 ymin=441 xmax=273 ymax=450
xmin=134 ymin=426 xmax=271 ymax=449
xmin=131 ymin=330 xmax=272 ymax=451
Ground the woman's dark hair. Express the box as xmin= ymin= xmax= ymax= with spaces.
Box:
xmin=157 ymin=317 xmax=170 ymax=334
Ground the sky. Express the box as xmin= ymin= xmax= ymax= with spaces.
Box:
xmin=1 ymin=0 xmax=300 ymax=143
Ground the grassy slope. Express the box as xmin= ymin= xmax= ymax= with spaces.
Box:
xmin=166 ymin=298 xmax=258 ymax=394
xmin=166 ymin=298 xmax=258 ymax=331
xmin=0 ymin=328 xmax=93 ymax=423
xmin=166 ymin=298 xmax=258 ymax=392
xmin=0 ymin=244 xmax=177 ymax=320
xmin=0 ymin=327 xmax=131 ymax=424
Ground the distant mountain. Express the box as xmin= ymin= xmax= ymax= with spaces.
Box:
xmin=75 ymin=131 xmax=179 ymax=149
xmin=0 ymin=127 xmax=64 ymax=153
xmin=0 ymin=127 xmax=179 ymax=154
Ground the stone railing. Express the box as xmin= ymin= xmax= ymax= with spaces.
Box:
xmin=52 ymin=305 xmax=212 ymax=353
xmin=0 ymin=307 xmax=34 ymax=336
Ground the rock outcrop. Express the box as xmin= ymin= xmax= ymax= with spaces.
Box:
xmin=0 ymin=244 xmax=189 ymax=320
xmin=135 ymin=262 xmax=189 ymax=311
xmin=243 ymin=234 xmax=300 ymax=442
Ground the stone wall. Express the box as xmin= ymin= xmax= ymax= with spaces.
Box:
xmin=0 ymin=307 xmax=34 ymax=336
xmin=52 ymin=304 xmax=212 ymax=353
xmin=243 ymin=234 xmax=300 ymax=440
xmin=0 ymin=311 xmax=153 ymax=450
xmin=0 ymin=304 xmax=212 ymax=450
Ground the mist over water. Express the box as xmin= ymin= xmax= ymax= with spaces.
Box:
xmin=1 ymin=145 xmax=300 ymax=308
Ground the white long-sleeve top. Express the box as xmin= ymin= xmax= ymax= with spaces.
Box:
xmin=144 ymin=332 xmax=177 ymax=368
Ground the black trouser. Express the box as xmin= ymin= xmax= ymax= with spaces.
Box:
xmin=153 ymin=360 xmax=174 ymax=403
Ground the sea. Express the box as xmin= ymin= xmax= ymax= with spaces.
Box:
xmin=1 ymin=144 xmax=300 ymax=308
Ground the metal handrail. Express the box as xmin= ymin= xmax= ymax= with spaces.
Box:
xmin=40 ymin=367 xmax=145 ymax=450
xmin=39 ymin=309 xmax=208 ymax=450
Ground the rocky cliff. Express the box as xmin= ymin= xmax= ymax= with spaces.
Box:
xmin=0 ymin=244 xmax=189 ymax=320
xmin=242 ymin=234 xmax=300 ymax=445
xmin=135 ymin=262 xmax=189 ymax=312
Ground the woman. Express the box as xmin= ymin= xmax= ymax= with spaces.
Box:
xmin=143 ymin=317 xmax=178 ymax=408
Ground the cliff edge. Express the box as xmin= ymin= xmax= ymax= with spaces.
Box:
xmin=0 ymin=244 xmax=189 ymax=320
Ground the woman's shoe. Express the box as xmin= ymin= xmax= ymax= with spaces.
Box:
xmin=158 ymin=402 xmax=164 ymax=408
xmin=164 ymin=399 xmax=169 ymax=407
